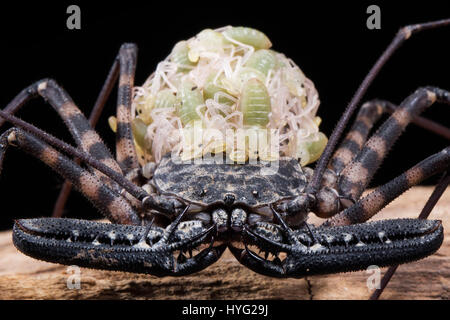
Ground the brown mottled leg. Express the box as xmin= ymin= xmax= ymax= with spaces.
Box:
xmin=0 ymin=109 xmax=183 ymax=216
xmin=324 ymin=146 xmax=450 ymax=227
xmin=315 ymin=95 xmax=450 ymax=218
xmin=338 ymin=87 xmax=450 ymax=202
xmin=52 ymin=54 xmax=120 ymax=217
xmin=115 ymin=43 xmax=140 ymax=174
xmin=369 ymin=171 xmax=450 ymax=300
xmin=328 ymin=99 xmax=450 ymax=175
xmin=308 ymin=19 xmax=450 ymax=195
xmin=383 ymin=101 xmax=450 ymax=140
xmin=328 ymin=101 xmax=386 ymax=175
xmin=315 ymin=102 xmax=386 ymax=217
xmin=0 ymin=44 xmax=139 ymax=217
xmin=0 ymin=128 xmax=141 ymax=225
xmin=0 ymin=78 xmax=123 ymax=186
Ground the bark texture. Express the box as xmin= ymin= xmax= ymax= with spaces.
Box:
xmin=0 ymin=186 xmax=448 ymax=300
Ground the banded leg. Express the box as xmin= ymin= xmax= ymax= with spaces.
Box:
xmin=308 ymin=19 xmax=450 ymax=194
xmin=338 ymin=87 xmax=450 ymax=203
xmin=53 ymin=50 xmax=120 ymax=217
xmin=328 ymin=99 xmax=450 ymax=176
xmin=115 ymin=43 xmax=140 ymax=174
xmin=328 ymin=101 xmax=385 ymax=175
xmin=324 ymin=146 xmax=450 ymax=227
xmin=370 ymin=171 xmax=450 ymax=300
xmin=0 ymin=44 xmax=140 ymax=216
xmin=0 ymin=128 xmax=140 ymax=225
xmin=313 ymin=102 xmax=386 ymax=218
xmin=315 ymin=96 xmax=450 ymax=218
xmin=54 ymin=43 xmax=143 ymax=217
xmin=383 ymin=101 xmax=450 ymax=140
xmin=0 ymin=78 xmax=123 ymax=189
xmin=0 ymin=109 xmax=184 ymax=215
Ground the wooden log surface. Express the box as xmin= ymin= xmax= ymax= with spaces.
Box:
xmin=0 ymin=186 xmax=448 ymax=300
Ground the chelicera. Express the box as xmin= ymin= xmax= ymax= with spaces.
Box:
xmin=1 ymin=20 xmax=449 ymax=299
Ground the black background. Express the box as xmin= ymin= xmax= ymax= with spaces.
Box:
xmin=0 ymin=1 xmax=448 ymax=230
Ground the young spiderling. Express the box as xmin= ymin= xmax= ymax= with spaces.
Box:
xmin=223 ymin=26 xmax=272 ymax=49
xmin=245 ymin=49 xmax=277 ymax=76
xmin=240 ymin=78 xmax=271 ymax=128
xmin=177 ymin=79 xmax=204 ymax=126
xmin=171 ymin=41 xmax=197 ymax=72
xmin=128 ymin=26 xmax=325 ymax=164
xmin=155 ymin=89 xmax=179 ymax=109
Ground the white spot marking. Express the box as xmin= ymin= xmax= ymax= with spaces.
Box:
xmin=309 ymin=243 xmax=325 ymax=253
xmin=343 ymin=233 xmax=353 ymax=242
xmin=133 ymin=240 xmax=151 ymax=249
xmin=323 ymin=234 xmax=334 ymax=243
xmin=38 ymin=81 xmax=48 ymax=93
xmin=355 ymin=241 xmax=366 ymax=247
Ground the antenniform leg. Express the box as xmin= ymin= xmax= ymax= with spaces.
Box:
xmin=338 ymin=87 xmax=449 ymax=202
xmin=324 ymin=146 xmax=450 ymax=226
xmin=239 ymin=19 xmax=450 ymax=281
xmin=314 ymin=87 xmax=450 ymax=218
xmin=308 ymin=18 xmax=450 ymax=194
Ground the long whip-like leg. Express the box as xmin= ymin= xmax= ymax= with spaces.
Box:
xmin=338 ymin=87 xmax=449 ymax=203
xmin=324 ymin=147 xmax=450 ymax=226
xmin=0 ymin=78 xmax=124 ymax=194
xmin=0 ymin=128 xmax=140 ymax=224
xmin=115 ymin=43 xmax=140 ymax=174
xmin=0 ymin=110 xmax=183 ymax=214
xmin=369 ymin=172 xmax=450 ymax=300
xmin=52 ymin=55 xmax=121 ymax=217
xmin=302 ymin=87 xmax=449 ymax=219
xmin=308 ymin=18 xmax=450 ymax=195
xmin=383 ymin=101 xmax=450 ymax=140
xmin=328 ymin=100 xmax=450 ymax=176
